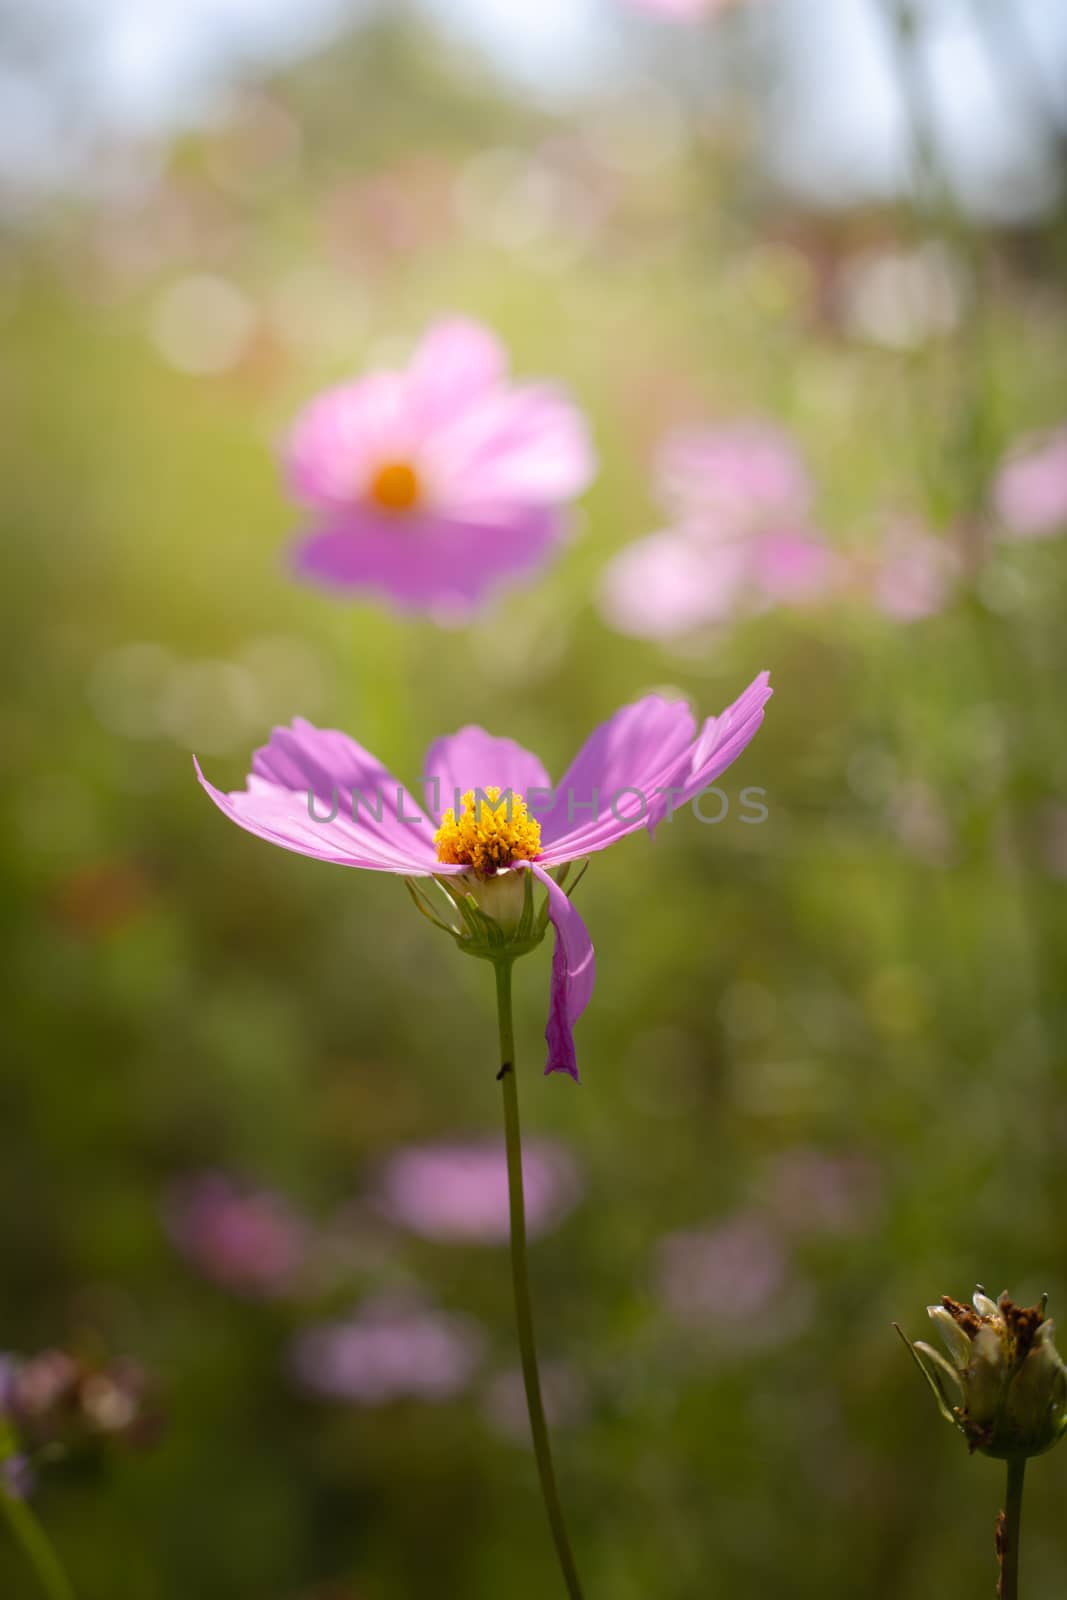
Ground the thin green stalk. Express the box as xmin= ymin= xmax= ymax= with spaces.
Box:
xmin=998 ymin=1457 xmax=1026 ymax=1600
xmin=0 ymin=1486 xmax=76 ymax=1600
xmin=493 ymin=958 xmax=585 ymax=1600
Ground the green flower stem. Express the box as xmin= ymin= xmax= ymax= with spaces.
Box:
xmin=494 ymin=958 xmax=585 ymax=1600
xmin=999 ymin=1457 xmax=1026 ymax=1600
xmin=0 ymin=1485 xmax=76 ymax=1600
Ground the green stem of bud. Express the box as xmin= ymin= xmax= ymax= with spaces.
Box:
xmin=493 ymin=957 xmax=585 ymax=1600
xmin=998 ymin=1457 xmax=1026 ymax=1600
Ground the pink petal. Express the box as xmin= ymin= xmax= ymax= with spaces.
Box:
xmin=539 ymin=695 xmax=697 ymax=858
xmin=426 ymin=384 xmax=596 ymax=511
xmin=663 ymin=671 xmax=772 ymax=816
xmin=286 ymin=372 xmax=417 ymax=512
xmin=196 ymin=720 xmax=449 ymax=875
xmin=421 ymin=729 xmax=551 ymax=821
xmin=408 ymin=318 xmax=508 ymax=430
xmin=290 ymin=504 xmax=566 ymax=620
xmin=528 ymin=865 xmax=595 ymax=1082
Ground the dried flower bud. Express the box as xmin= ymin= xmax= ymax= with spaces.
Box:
xmin=2 ymin=1349 xmax=161 ymax=1459
xmin=897 ymin=1287 xmax=1067 ymax=1459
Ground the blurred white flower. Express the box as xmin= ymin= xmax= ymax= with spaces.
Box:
xmin=836 ymin=243 xmax=966 ymax=350
xmin=151 ymin=274 xmax=256 ymax=375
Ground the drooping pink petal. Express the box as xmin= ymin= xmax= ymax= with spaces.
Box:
xmin=291 ymin=504 xmax=567 ymax=621
xmin=662 ymin=670 xmax=772 ymax=817
xmin=196 ymin=720 xmax=452 ymax=876
xmin=421 ymin=729 xmax=551 ymax=821
xmin=407 ymin=318 xmax=508 ymax=430
xmin=528 ymin=865 xmax=595 ymax=1082
xmin=538 ymin=695 xmax=697 ymax=858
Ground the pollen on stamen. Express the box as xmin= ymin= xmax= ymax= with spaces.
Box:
xmin=369 ymin=461 xmax=421 ymax=512
xmin=434 ymin=787 xmax=542 ymax=876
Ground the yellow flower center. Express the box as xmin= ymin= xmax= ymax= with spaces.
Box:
xmin=369 ymin=461 xmax=420 ymax=513
xmin=434 ymin=787 xmax=542 ymax=876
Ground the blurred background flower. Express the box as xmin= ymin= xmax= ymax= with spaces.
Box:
xmin=164 ymin=1173 xmax=311 ymax=1299
xmin=372 ymin=1139 xmax=583 ymax=1244
xmin=598 ymin=422 xmax=834 ymax=637
xmin=652 ymin=1212 xmax=812 ymax=1350
xmin=284 ymin=316 xmax=596 ymax=619
xmin=993 ymin=425 xmax=1067 ymax=541
xmin=289 ymin=1297 xmax=486 ymax=1405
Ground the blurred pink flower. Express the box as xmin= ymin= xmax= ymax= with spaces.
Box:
xmin=657 ymin=423 xmax=813 ymax=534
xmin=993 ymin=424 xmax=1067 ymax=540
xmin=325 ymin=158 xmax=457 ymax=270
xmin=164 ymin=1173 xmax=309 ymax=1299
xmin=597 ymin=530 xmax=750 ymax=639
xmin=869 ymin=525 xmax=958 ymax=621
xmin=751 ymin=530 xmax=836 ymax=606
xmin=625 ymin=0 xmax=751 ymax=19
xmin=290 ymin=1298 xmax=485 ymax=1405
xmin=765 ymin=1148 xmax=881 ymax=1238
xmin=598 ymin=422 xmax=833 ymax=639
xmin=285 ymin=318 xmax=596 ymax=619
xmin=374 ymin=1139 xmax=583 ymax=1245
xmin=654 ymin=1214 xmax=790 ymax=1332
xmin=598 ymin=526 xmax=834 ymax=640
xmin=482 ymin=1361 xmax=588 ymax=1444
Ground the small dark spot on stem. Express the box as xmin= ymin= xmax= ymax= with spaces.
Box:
xmin=497 ymin=1062 xmax=513 ymax=1080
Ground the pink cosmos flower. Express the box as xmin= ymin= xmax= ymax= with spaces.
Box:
xmin=290 ymin=1298 xmax=485 ymax=1405
xmin=993 ymin=424 xmax=1067 ymax=540
xmin=196 ymin=672 xmax=771 ymax=1081
xmin=374 ymin=1139 xmax=583 ymax=1244
xmin=284 ymin=318 xmax=596 ymax=619
xmin=164 ymin=1173 xmax=309 ymax=1299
